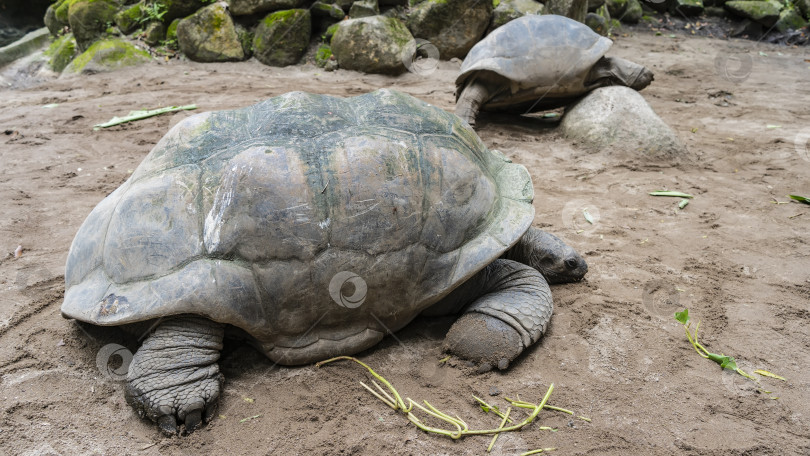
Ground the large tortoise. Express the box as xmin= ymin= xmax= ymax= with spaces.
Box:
xmin=455 ymin=14 xmax=655 ymax=126
xmin=62 ymin=89 xmax=587 ymax=434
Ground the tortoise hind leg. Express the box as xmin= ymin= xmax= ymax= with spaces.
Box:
xmin=125 ymin=316 xmax=224 ymax=435
xmin=440 ymin=259 xmax=552 ymax=372
xmin=455 ymin=79 xmax=492 ymax=126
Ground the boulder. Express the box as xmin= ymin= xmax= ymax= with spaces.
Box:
xmin=724 ymin=1 xmax=780 ymax=26
xmin=0 ymin=27 xmax=50 ymax=67
xmin=331 ymin=15 xmax=412 ymax=74
xmin=774 ymin=7 xmax=807 ymax=31
xmin=63 ymin=38 xmax=151 ymax=73
xmin=560 ymin=86 xmax=688 ymax=162
xmin=670 ymin=0 xmax=704 ymax=16
xmin=161 ymin=0 xmax=209 ymax=22
xmin=312 ymin=1 xmax=346 ymax=31
xmin=621 ymin=0 xmax=642 ymax=23
xmin=177 ymin=3 xmax=245 ymax=62
xmin=144 ymin=21 xmax=166 ymax=46
xmin=227 ymin=0 xmax=305 ymax=16
xmin=489 ymin=0 xmax=544 ymax=32
xmin=44 ymin=4 xmax=67 ymax=36
xmin=115 ymin=3 xmax=146 ymax=35
xmin=544 ymin=0 xmax=588 ymax=22
xmin=68 ymin=0 xmax=119 ymax=51
xmin=585 ymin=12 xmax=608 ymax=35
xmin=253 ymin=9 xmax=310 ymax=66
xmin=406 ymin=0 xmax=492 ymax=59
xmin=349 ymin=0 xmax=380 ymax=18
xmin=795 ymin=0 xmax=810 ymax=20
xmin=44 ymin=31 xmax=77 ymax=71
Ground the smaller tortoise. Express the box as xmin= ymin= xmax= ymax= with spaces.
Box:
xmin=62 ymin=90 xmax=587 ymax=435
xmin=455 ymin=14 xmax=654 ymax=126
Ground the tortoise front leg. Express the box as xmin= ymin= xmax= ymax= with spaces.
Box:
xmin=125 ymin=316 xmax=224 ymax=435
xmin=441 ymin=259 xmax=552 ymax=372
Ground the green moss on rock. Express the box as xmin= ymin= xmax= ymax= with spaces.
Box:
xmin=176 ymin=3 xmax=246 ymax=62
xmin=46 ymin=33 xmax=78 ymax=72
xmin=115 ymin=3 xmax=146 ymax=35
xmin=724 ymin=0 xmax=780 ymax=26
xmin=253 ymin=9 xmax=311 ymax=66
xmin=64 ymin=38 xmax=151 ymax=73
xmin=68 ymin=0 xmax=119 ymax=51
xmin=406 ymin=0 xmax=492 ymax=59
xmin=331 ymin=15 xmax=412 ymax=74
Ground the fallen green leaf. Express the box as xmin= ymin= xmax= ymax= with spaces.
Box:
xmin=674 ymin=309 xmax=689 ymax=324
xmin=650 ymin=191 xmax=694 ymax=198
xmin=93 ymin=104 xmax=197 ymax=129
xmin=239 ymin=414 xmax=262 ymax=423
xmin=583 ymin=208 xmax=594 ymax=224
xmin=678 ymin=199 xmax=689 ymax=209
xmin=789 ymin=194 xmax=809 ymax=205
xmin=754 ymin=369 xmax=786 ymax=381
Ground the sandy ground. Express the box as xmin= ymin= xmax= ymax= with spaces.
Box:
xmin=1 ymin=30 xmax=809 ymax=456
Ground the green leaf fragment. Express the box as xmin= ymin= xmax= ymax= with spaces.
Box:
xmin=583 ymin=208 xmax=594 ymax=224
xmin=674 ymin=308 xmax=689 ymax=324
xmin=93 ymin=104 xmax=197 ymax=129
xmin=788 ymin=194 xmax=810 ymax=205
xmin=678 ymin=199 xmax=689 ymax=209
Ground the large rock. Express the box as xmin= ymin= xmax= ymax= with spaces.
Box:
xmin=724 ymin=1 xmax=780 ymax=26
xmin=177 ymin=3 xmax=245 ymax=62
xmin=349 ymin=0 xmax=380 ymax=18
xmin=606 ymin=0 xmax=642 ymax=22
xmin=227 ymin=0 xmax=306 ymax=16
xmin=63 ymin=38 xmax=151 ymax=74
xmin=253 ymin=9 xmax=310 ymax=66
xmin=67 ymin=0 xmax=119 ymax=51
xmin=489 ymin=0 xmax=544 ymax=32
xmin=544 ymin=0 xmax=588 ymax=22
xmin=670 ymin=0 xmax=705 ymax=15
xmin=0 ymin=27 xmax=50 ymax=67
xmin=115 ymin=2 xmax=146 ymax=35
xmin=774 ymin=7 xmax=807 ymax=31
xmin=331 ymin=15 xmax=411 ymax=74
xmin=44 ymin=32 xmax=77 ymax=72
xmin=560 ymin=86 xmax=687 ymax=162
xmin=407 ymin=0 xmax=492 ymax=59
xmin=161 ymin=0 xmax=209 ymax=22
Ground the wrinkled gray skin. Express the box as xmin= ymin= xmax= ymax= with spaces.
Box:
xmin=62 ymin=90 xmax=587 ymax=435
xmin=455 ymin=15 xmax=654 ymax=126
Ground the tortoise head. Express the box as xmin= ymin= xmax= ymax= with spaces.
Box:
xmin=506 ymin=227 xmax=588 ymax=285
xmin=587 ymin=56 xmax=654 ymax=92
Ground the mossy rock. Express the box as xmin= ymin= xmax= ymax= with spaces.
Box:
xmin=63 ymin=38 xmax=151 ymax=73
xmin=314 ymin=43 xmax=334 ymax=67
xmin=620 ymin=0 xmax=642 ymax=23
xmin=226 ymin=0 xmax=306 ymax=16
xmin=670 ymin=0 xmax=704 ymax=16
xmin=324 ymin=22 xmax=341 ymax=40
xmin=544 ymin=0 xmax=588 ymax=21
xmin=488 ymin=0 xmax=544 ymax=32
xmin=68 ymin=0 xmax=119 ymax=51
xmin=177 ymin=3 xmax=246 ymax=62
xmin=406 ymin=0 xmax=493 ymax=59
xmin=235 ymin=24 xmax=254 ymax=58
xmin=166 ymin=18 xmax=180 ymax=41
xmin=774 ymin=7 xmax=807 ymax=31
xmin=160 ymin=0 xmax=209 ymax=22
xmin=253 ymin=9 xmax=311 ymax=66
xmin=795 ymin=0 xmax=810 ymax=20
xmin=724 ymin=0 xmax=780 ymax=26
xmin=46 ymin=32 xmax=78 ymax=72
xmin=144 ymin=21 xmax=165 ymax=46
xmin=584 ymin=11 xmax=608 ymax=34
xmin=44 ymin=4 xmax=68 ymax=35
xmin=115 ymin=2 xmax=146 ymax=35
xmin=331 ymin=15 xmax=411 ymax=74
xmin=349 ymin=0 xmax=380 ymax=17
xmin=312 ymin=1 xmax=346 ymax=19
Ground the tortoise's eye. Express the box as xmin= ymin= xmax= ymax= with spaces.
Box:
xmin=564 ymin=258 xmax=579 ymax=270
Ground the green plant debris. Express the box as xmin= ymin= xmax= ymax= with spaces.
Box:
xmin=520 ymin=449 xmax=556 ymax=456
xmin=438 ymin=355 xmax=451 ymax=363
xmin=487 ymin=407 xmax=511 ymax=452
xmin=93 ymin=104 xmax=197 ymax=129
xmin=788 ymin=194 xmax=809 ymax=204
xmin=317 ymin=356 xmax=579 ymax=448
xmin=678 ymin=199 xmax=689 ymax=209
xmin=674 ymin=309 xmax=787 ymax=390
xmin=650 ymin=191 xmax=694 ymax=198
xmin=754 ymin=369 xmax=786 ymax=381
xmin=583 ymin=208 xmax=594 ymax=224
xmin=239 ymin=414 xmax=261 ymax=423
